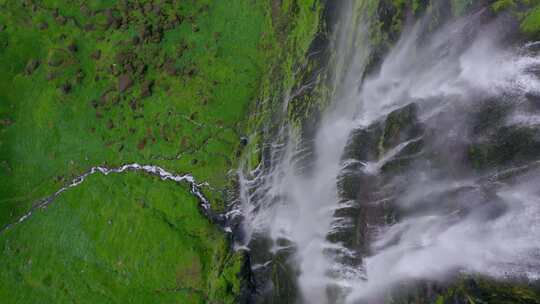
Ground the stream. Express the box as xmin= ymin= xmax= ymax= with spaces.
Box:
xmin=1 ymin=164 xmax=218 ymax=233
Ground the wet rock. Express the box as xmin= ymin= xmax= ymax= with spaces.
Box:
xmin=236 ymin=250 xmax=256 ymax=304
xmin=117 ymin=74 xmax=133 ymax=92
xmin=341 ymin=122 xmax=384 ymax=162
xmin=330 ymin=102 xmax=426 ymax=271
xmin=25 ymin=59 xmax=40 ymax=75
xmin=470 ymin=100 xmax=511 ymax=136
xmin=240 ymin=137 xmax=248 ymax=146
xmin=382 ymin=103 xmax=423 ymax=151
xmin=468 ymin=125 xmax=540 ymax=169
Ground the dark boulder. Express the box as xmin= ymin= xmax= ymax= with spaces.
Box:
xmin=382 ymin=103 xmax=424 ymax=151
xmin=468 ymin=125 xmax=540 ymax=170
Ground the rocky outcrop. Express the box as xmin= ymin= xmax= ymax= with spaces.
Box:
xmin=329 ymin=103 xmax=425 ymax=268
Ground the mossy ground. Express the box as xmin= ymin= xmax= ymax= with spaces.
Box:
xmin=0 ymin=172 xmax=241 ymax=303
xmin=0 ymin=0 xmax=322 ymax=302
xmin=0 ymin=0 xmax=272 ymax=223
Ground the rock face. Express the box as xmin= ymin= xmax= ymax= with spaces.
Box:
xmin=327 ymin=91 xmax=540 ymax=301
xmin=329 ymin=103 xmax=425 ymax=269
xmin=467 ymin=99 xmax=540 ymax=170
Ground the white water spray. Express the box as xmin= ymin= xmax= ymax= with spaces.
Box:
xmin=239 ymin=6 xmax=540 ymax=304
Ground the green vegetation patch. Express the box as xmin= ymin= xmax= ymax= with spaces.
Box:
xmin=522 ymin=2 xmax=540 ymax=34
xmin=0 ymin=0 xmax=300 ymax=302
xmin=0 ymin=172 xmax=241 ymax=303
xmin=0 ymin=0 xmax=271 ymax=225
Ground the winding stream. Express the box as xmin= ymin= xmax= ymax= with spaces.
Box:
xmin=1 ymin=164 xmax=216 ymax=233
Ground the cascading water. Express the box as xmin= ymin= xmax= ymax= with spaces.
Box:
xmin=236 ymin=2 xmax=540 ymax=304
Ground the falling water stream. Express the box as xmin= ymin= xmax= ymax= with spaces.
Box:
xmin=237 ymin=3 xmax=540 ymax=304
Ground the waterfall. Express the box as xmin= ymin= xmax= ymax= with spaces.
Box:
xmin=237 ymin=2 xmax=540 ymax=303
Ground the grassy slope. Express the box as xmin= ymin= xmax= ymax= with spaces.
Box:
xmin=0 ymin=172 xmax=242 ymax=303
xmin=521 ymin=1 xmax=540 ymax=34
xmin=0 ymin=0 xmax=321 ymax=302
xmin=0 ymin=0 xmax=269 ymax=225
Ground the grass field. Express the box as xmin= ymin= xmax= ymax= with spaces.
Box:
xmin=0 ymin=0 xmax=322 ymax=302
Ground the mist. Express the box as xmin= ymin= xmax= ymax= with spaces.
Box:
xmin=237 ymin=5 xmax=540 ymax=304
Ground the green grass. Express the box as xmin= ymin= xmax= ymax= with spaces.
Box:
xmin=0 ymin=0 xmax=270 ymax=225
xmin=0 ymin=0 xmax=323 ymax=302
xmin=0 ymin=172 xmax=238 ymax=303
xmin=433 ymin=276 xmax=540 ymax=304
xmin=522 ymin=3 xmax=540 ymax=34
